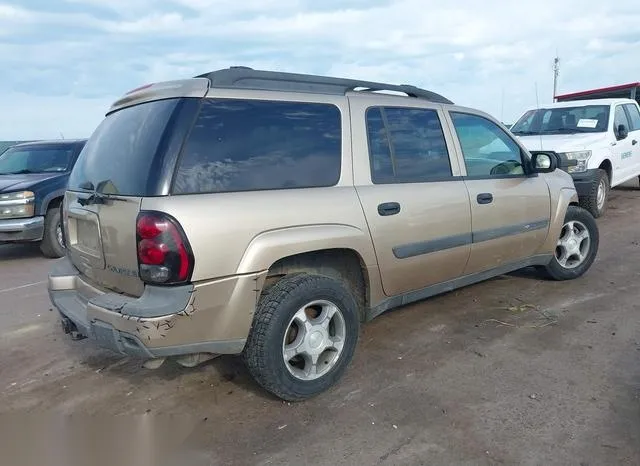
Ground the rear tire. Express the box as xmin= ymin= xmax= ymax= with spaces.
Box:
xmin=579 ymin=169 xmax=609 ymax=218
xmin=544 ymin=206 xmax=599 ymax=281
xmin=40 ymin=208 xmax=65 ymax=258
xmin=243 ymin=273 xmax=360 ymax=401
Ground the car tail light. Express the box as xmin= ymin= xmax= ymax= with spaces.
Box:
xmin=136 ymin=211 xmax=194 ymax=285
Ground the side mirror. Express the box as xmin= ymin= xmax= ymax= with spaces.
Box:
xmin=529 ymin=151 xmax=558 ymax=173
xmin=617 ymin=124 xmax=629 ymax=140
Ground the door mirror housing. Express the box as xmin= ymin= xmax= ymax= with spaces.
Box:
xmin=616 ymin=124 xmax=629 ymax=140
xmin=529 ymin=151 xmax=559 ymax=173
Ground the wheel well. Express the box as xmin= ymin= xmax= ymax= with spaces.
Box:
xmin=599 ymin=159 xmax=612 ymax=181
xmin=46 ymin=197 xmax=63 ymax=211
xmin=266 ymin=249 xmax=369 ymax=321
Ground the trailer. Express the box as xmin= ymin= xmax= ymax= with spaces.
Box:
xmin=555 ymin=82 xmax=640 ymax=104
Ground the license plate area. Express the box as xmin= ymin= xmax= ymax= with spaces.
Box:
xmin=67 ymin=207 xmax=105 ymax=270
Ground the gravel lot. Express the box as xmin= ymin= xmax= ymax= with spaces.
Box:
xmin=1 ymin=184 xmax=639 ymax=466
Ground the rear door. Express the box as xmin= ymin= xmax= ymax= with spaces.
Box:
xmin=611 ymin=104 xmax=635 ymax=183
xmin=445 ymin=110 xmax=551 ymax=275
xmin=64 ymin=94 xmax=202 ymax=297
xmin=350 ymin=96 xmax=472 ymax=297
xmin=622 ymin=103 xmax=640 ymax=175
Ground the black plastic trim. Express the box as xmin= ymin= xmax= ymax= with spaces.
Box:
xmin=90 ymin=283 xmax=194 ymax=318
xmin=196 ymin=66 xmax=453 ymax=104
xmin=392 ymin=219 xmax=549 ymax=259
xmin=393 ymin=233 xmax=472 ymax=259
xmin=368 ymin=254 xmax=554 ymax=321
xmin=472 ymin=219 xmax=549 ymax=243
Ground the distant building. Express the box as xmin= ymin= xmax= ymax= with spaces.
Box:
xmin=555 ymin=82 xmax=640 ymax=104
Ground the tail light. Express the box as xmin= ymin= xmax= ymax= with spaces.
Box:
xmin=136 ymin=211 xmax=194 ymax=285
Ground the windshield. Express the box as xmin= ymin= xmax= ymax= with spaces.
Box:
xmin=0 ymin=146 xmax=75 ymax=175
xmin=511 ymin=105 xmax=610 ymax=135
xmin=68 ymin=98 xmax=181 ymax=196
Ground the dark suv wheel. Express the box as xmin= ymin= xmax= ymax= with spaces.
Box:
xmin=40 ymin=208 xmax=65 ymax=258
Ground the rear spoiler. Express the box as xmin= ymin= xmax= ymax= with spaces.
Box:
xmin=107 ymin=78 xmax=210 ymax=115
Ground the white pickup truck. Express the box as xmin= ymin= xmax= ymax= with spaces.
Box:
xmin=511 ymin=98 xmax=640 ymax=217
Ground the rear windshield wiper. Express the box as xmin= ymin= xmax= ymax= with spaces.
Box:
xmin=77 ymin=180 xmax=116 ymax=206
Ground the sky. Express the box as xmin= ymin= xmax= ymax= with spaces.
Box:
xmin=1 ymin=0 xmax=639 ymax=140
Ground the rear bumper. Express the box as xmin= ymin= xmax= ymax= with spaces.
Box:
xmin=48 ymin=256 xmax=267 ymax=359
xmin=569 ymin=169 xmax=599 ymax=198
xmin=0 ymin=216 xmax=44 ymax=242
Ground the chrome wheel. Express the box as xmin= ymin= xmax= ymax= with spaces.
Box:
xmin=282 ymin=300 xmax=346 ymax=381
xmin=596 ymin=178 xmax=607 ymax=211
xmin=555 ymin=220 xmax=591 ymax=269
xmin=56 ymin=222 xmax=65 ymax=249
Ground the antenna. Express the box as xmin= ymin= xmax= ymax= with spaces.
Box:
xmin=500 ymin=87 xmax=505 ymax=122
xmin=552 ymin=53 xmax=560 ymax=102
xmin=535 ymin=82 xmax=543 ymax=151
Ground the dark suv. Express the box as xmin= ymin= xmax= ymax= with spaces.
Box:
xmin=0 ymin=139 xmax=86 ymax=257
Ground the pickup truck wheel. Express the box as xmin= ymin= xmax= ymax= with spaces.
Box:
xmin=580 ymin=169 xmax=609 ymax=218
xmin=40 ymin=208 xmax=65 ymax=258
xmin=243 ymin=273 xmax=360 ymax=401
xmin=544 ymin=206 xmax=599 ymax=281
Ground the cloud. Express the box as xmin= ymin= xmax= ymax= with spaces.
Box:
xmin=1 ymin=0 xmax=639 ymax=139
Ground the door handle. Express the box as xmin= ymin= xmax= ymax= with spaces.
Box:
xmin=378 ymin=202 xmax=401 ymax=216
xmin=477 ymin=193 xmax=493 ymax=204
xmin=632 ymin=139 xmax=638 ymax=145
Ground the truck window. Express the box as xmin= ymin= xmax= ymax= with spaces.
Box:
xmin=614 ymin=105 xmax=630 ymax=132
xmin=511 ymin=105 xmax=610 ymax=135
xmin=623 ymin=104 xmax=640 ymax=131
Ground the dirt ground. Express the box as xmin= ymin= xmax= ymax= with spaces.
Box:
xmin=1 ymin=184 xmax=640 ymax=466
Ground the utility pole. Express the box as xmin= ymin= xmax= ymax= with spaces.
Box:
xmin=552 ymin=55 xmax=560 ymax=102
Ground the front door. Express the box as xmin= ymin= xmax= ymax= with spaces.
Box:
xmin=445 ymin=110 xmax=551 ymax=275
xmin=350 ymin=97 xmax=472 ymax=297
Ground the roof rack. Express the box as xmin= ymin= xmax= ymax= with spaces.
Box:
xmin=195 ymin=66 xmax=453 ymax=104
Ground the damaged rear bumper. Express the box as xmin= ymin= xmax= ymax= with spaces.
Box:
xmin=48 ymin=256 xmax=267 ymax=359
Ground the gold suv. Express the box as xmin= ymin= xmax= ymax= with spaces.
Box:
xmin=48 ymin=67 xmax=599 ymax=401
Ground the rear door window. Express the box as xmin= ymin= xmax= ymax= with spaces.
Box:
xmin=173 ymin=99 xmax=342 ymax=194
xmin=365 ymin=106 xmax=452 ymax=183
xmin=623 ymin=104 xmax=640 ymax=131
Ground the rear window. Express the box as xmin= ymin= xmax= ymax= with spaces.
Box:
xmin=172 ymin=99 xmax=342 ymax=194
xmin=68 ymin=99 xmax=180 ymax=196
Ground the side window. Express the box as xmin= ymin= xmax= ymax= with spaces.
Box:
xmin=614 ymin=105 xmax=630 ymax=132
xmin=623 ymin=104 xmax=640 ymax=131
xmin=450 ymin=112 xmax=525 ymax=177
xmin=173 ymin=99 xmax=342 ymax=194
xmin=365 ymin=107 xmax=452 ymax=184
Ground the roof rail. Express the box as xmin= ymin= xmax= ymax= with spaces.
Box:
xmin=195 ymin=66 xmax=453 ymax=104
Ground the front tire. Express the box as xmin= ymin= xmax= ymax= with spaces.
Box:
xmin=243 ymin=273 xmax=360 ymax=401
xmin=580 ymin=169 xmax=609 ymax=218
xmin=544 ymin=205 xmax=599 ymax=281
xmin=40 ymin=208 xmax=65 ymax=258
